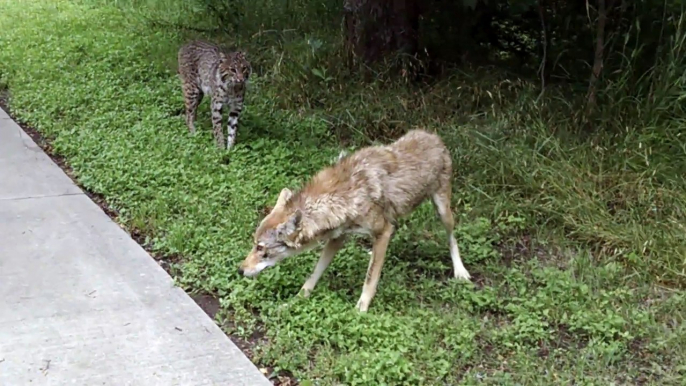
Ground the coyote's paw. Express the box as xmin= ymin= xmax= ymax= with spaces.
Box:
xmin=298 ymin=286 xmax=313 ymax=298
xmin=453 ymin=266 xmax=472 ymax=281
xmin=355 ymin=297 xmax=370 ymax=313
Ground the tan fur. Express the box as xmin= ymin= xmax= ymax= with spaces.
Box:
xmin=239 ymin=129 xmax=471 ymax=312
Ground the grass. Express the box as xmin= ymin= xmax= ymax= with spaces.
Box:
xmin=1 ymin=0 xmax=686 ymax=384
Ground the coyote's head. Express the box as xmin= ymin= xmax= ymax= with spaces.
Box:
xmin=239 ymin=188 xmax=309 ymax=277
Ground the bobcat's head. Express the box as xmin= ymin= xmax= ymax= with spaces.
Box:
xmin=219 ymin=51 xmax=251 ymax=84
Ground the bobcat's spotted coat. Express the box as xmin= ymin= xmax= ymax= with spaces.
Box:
xmin=177 ymin=40 xmax=251 ymax=149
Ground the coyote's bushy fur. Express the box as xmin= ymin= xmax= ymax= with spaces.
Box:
xmin=238 ymin=129 xmax=471 ymax=312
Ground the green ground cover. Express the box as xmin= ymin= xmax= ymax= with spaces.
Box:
xmin=1 ymin=1 xmax=685 ymax=384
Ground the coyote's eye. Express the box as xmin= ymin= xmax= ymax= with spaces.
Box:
xmin=255 ymin=244 xmax=264 ymax=252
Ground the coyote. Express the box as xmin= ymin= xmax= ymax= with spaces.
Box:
xmin=238 ymin=129 xmax=471 ymax=312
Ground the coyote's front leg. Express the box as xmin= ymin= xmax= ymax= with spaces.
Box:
xmin=301 ymin=236 xmax=347 ymax=297
xmin=356 ymin=223 xmax=394 ymax=312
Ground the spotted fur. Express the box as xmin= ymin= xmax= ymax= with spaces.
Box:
xmin=177 ymin=40 xmax=251 ymax=149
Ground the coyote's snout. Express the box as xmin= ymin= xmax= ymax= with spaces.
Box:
xmin=239 ymin=129 xmax=471 ymax=312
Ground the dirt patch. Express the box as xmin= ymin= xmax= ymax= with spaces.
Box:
xmin=190 ymin=293 xmax=221 ymax=319
xmin=498 ymin=233 xmax=567 ymax=270
xmin=0 ymin=96 xmax=298 ymax=386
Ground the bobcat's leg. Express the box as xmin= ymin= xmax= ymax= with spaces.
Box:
xmin=182 ymin=83 xmax=202 ymax=134
xmin=226 ymin=95 xmax=244 ymax=149
xmin=211 ymin=91 xmax=225 ymax=148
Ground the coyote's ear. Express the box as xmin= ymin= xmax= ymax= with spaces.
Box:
xmin=336 ymin=150 xmax=348 ymax=163
xmin=276 ymin=209 xmax=302 ymax=240
xmin=274 ymin=188 xmax=292 ymax=210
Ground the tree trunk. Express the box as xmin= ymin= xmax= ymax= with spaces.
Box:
xmin=585 ymin=0 xmax=607 ymax=118
xmin=537 ymin=0 xmax=548 ymax=99
xmin=343 ymin=0 xmax=420 ymax=66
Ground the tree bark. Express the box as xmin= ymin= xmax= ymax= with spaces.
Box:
xmin=343 ymin=0 xmax=420 ymax=66
xmin=537 ymin=0 xmax=548 ymax=100
xmin=586 ymin=0 xmax=607 ymax=118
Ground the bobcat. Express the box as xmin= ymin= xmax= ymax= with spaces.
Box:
xmin=177 ymin=40 xmax=251 ymax=149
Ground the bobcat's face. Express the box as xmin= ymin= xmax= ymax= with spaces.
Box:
xmin=220 ymin=52 xmax=250 ymax=84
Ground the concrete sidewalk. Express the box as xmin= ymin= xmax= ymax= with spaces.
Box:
xmin=0 ymin=108 xmax=272 ymax=385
